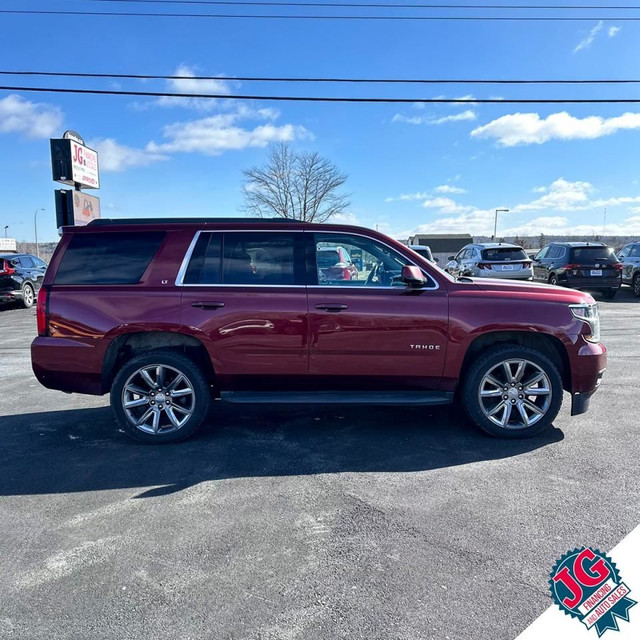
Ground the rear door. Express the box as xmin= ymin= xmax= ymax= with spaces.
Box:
xmin=179 ymin=230 xmax=309 ymax=389
xmin=627 ymin=244 xmax=640 ymax=283
xmin=307 ymin=231 xmax=448 ymax=390
xmin=533 ymin=246 xmax=549 ymax=280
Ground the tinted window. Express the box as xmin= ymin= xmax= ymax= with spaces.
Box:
xmin=183 ymin=232 xmax=302 ymax=285
xmin=481 ymin=247 xmax=527 ymax=261
xmin=630 ymin=245 xmax=640 ymax=258
xmin=547 ymin=246 xmax=564 ymax=260
xmin=535 ymin=246 xmax=549 ymax=260
xmin=32 ymin=257 xmax=47 ymax=269
xmin=55 ymin=232 xmax=165 ymax=285
xmin=317 ymin=249 xmax=342 ymax=268
xmin=569 ymin=246 xmax=616 ymax=264
xmin=617 ymin=245 xmax=631 ymax=259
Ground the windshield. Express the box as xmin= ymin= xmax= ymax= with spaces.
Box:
xmin=481 ymin=247 xmax=528 ymax=261
xmin=570 ymin=247 xmax=617 ymax=264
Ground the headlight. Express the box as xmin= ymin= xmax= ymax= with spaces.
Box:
xmin=570 ymin=303 xmax=600 ymax=343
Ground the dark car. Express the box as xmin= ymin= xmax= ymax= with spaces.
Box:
xmin=31 ymin=218 xmax=606 ymax=443
xmin=0 ymin=253 xmax=47 ymax=308
xmin=616 ymin=241 xmax=640 ymax=297
xmin=532 ymin=242 xmax=622 ymax=299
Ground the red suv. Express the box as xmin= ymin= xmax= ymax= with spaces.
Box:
xmin=31 ymin=218 xmax=606 ymax=443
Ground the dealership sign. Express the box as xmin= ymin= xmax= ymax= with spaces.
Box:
xmin=55 ymin=190 xmax=101 ymax=227
xmin=50 ymin=138 xmax=100 ymax=189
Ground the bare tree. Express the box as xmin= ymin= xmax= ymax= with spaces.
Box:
xmin=242 ymin=143 xmax=350 ymax=222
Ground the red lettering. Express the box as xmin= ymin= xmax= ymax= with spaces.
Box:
xmin=554 ymin=566 xmax=584 ymax=608
xmin=574 ymin=549 xmax=610 ymax=588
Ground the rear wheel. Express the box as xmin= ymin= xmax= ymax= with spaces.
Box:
xmin=462 ymin=345 xmax=563 ymax=438
xmin=20 ymin=283 xmax=34 ymax=309
xmin=633 ymin=273 xmax=640 ymax=298
xmin=111 ymin=350 xmax=212 ymax=444
xmin=549 ymin=274 xmax=558 ymax=286
xmin=602 ymin=288 xmax=618 ymax=300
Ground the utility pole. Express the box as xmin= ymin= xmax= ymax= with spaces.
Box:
xmin=603 ymin=208 xmax=607 ymax=237
xmin=3 ymin=225 xmax=7 ymax=238
xmin=34 ymin=208 xmax=45 ymax=258
xmin=493 ymin=209 xmax=509 ymax=240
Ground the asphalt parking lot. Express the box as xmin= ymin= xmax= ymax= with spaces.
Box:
xmin=1 ymin=290 xmax=639 ymax=640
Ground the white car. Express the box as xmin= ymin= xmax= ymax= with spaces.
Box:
xmin=446 ymin=243 xmax=533 ymax=281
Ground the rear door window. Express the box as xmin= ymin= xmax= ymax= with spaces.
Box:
xmin=569 ymin=246 xmax=616 ymax=264
xmin=183 ymin=232 xmax=305 ymax=286
xmin=481 ymin=247 xmax=527 ymax=261
xmin=55 ymin=232 xmax=166 ymax=284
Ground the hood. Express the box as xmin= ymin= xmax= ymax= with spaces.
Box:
xmin=449 ymin=277 xmax=596 ymax=305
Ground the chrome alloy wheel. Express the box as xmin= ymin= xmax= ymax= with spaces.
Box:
xmin=478 ymin=359 xmax=552 ymax=430
xmin=121 ymin=364 xmax=195 ymax=435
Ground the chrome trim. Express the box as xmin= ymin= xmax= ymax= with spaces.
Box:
xmin=175 ymin=228 xmax=440 ymax=291
xmin=174 ymin=230 xmax=203 ymax=287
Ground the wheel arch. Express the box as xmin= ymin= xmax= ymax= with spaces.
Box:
xmin=102 ymin=331 xmax=215 ymax=392
xmin=458 ymin=331 xmax=571 ymax=392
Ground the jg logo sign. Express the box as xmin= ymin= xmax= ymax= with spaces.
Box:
xmin=550 ymin=548 xmax=636 ymax=636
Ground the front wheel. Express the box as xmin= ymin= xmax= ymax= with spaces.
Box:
xmin=111 ymin=350 xmax=212 ymax=443
xmin=549 ymin=274 xmax=558 ymax=286
xmin=462 ymin=345 xmax=563 ymax=438
xmin=633 ymin=273 xmax=640 ymax=298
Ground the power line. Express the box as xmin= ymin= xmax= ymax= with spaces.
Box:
xmin=3 ymin=84 xmax=640 ymax=102
xmin=72 ymin=0 xmax=640 ymax=9
xmin=2 ymin=70 xmax=640 ymax=84
xmin=3 ymin=9 xmax=640 ymax=20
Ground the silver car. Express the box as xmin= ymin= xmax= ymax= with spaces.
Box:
xmin=446 ymin=243 xmax=533 ymax=280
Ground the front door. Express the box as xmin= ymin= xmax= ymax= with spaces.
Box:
xmin=307 ymin=232 xmax=448 ymax=390
xmin=179 ymin=230 xmax=309 ymax=389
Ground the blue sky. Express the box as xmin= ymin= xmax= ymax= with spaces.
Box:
xmin=2 ymin=4 xmax=640 ymax=242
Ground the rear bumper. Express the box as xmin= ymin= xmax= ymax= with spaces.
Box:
xmin=31 ymin=336 xmax=104 ymax=395
xmin=476 ymin=271 xmax=533 ymax=281
xmin=559 ymin=275 xmax=621 ymax=290
xmin=0 ymin=289 xmax=22 ymax=302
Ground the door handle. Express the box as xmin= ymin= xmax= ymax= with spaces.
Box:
xmin=192 ymin=301 xmax=225 ymax=309
xmin=315 ymin=303 xmax=348 ymax=312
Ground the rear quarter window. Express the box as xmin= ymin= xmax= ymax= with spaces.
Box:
xmin=54 ymin=232 xmax=166 ymax=284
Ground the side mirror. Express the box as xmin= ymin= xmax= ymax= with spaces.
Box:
xmin=402 ymin=265 xmax=427 ymax=288
xmin=434 ymin=257 xmax=439 ymax=263
xmin=447 ymin=255 xmax=455 ymax=262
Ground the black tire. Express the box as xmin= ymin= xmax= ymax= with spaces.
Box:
xmin=110 ymin=349 xmax=212 ymax=444
xmin=602 ymin=288 xmax=618 ymax=300
xmin=21 ymin=283 xmax=34 ymax=309
xmin=633 ymin=273 xmax=640 ymax=298
xmin=549 ymin=274 xmax=558 ymax=286
xmin=461 ymin=345 xmax=563 ymax=439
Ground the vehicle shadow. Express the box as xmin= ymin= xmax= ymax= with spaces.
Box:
xmin=0 ymin=404 xmax=564 ymax=498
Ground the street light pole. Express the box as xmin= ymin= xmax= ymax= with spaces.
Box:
xmin=3 ymin=226 xmax=7 ymax=238
xmin=493 ymin=208 xmax=510 ymax=240
xmin=34 ymin=208 xmax=45 ymax=258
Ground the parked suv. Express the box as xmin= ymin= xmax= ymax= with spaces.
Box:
xmin=445 ymin=243 xmax=533 ymax=281
xmin=31 ymin=219 xmax=606 ymax=443
xmin=616 ymin=241 xmax=640 ymax=297
xmin=532 ymin=242 xmax=622 ymax=299
xmin=407 ymin=245 xmax=438 ymax=264
xmin=0 ymin=253 xmax=47 ymax=308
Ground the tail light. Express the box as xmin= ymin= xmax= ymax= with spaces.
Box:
xmin=613 ymin=262 xmax=623 ymax=271
xmin=565 ymin=264 xmax=582 ymax=270
xmin=342 ymin=268 xmax=351 ymax=280
xmin=36 ymin=287 xmax=49 ymax=337
xmin=0 ymin=260 xmax=15 ymax=276
xmin=477 ymin=263 xmax=490 ymax=270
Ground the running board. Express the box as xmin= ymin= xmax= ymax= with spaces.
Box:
xmin=220 ymin=390 xmax=453 ymax=406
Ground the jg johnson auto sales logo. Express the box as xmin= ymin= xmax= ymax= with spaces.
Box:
xmin=550 ymin=548 xmax=636 ymax=636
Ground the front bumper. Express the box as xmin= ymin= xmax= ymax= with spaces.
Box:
xmin=571 ymin=368 xmax=606 ymax=416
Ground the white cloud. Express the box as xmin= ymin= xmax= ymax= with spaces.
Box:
xmin=147 ymin=112 xmax=310 ymax=156
xmin=471 ymin=111 xmax=640 ymax=146
xmin=0 ymin=94 xmax=63 ymax=138
xmin=393 ymin=110 xmax=477 ymax=126
xmin=422 ymin=197 xmax=475 ymax=215
xmin=91 ymin=138 xmax=169 ymax=172
xmin=513 ymin=178 xmax=593 ymax=212
xmin=609 ymin=26 xmax=621 ymax=38
xmin=574 ymin=21 xmax=604 ymax=53
xmin=435 ymin=184 xmax=467 ymax=194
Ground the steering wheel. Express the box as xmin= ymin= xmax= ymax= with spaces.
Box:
xmin=365 ymin=262 xmax=380 ymax=286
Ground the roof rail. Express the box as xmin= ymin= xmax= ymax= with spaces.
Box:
xmin=88 ymin=217 xmax=301 ymax=226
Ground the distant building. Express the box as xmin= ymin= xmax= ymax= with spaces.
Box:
xmin=406 ymin=233 xmax=473 ymax=263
